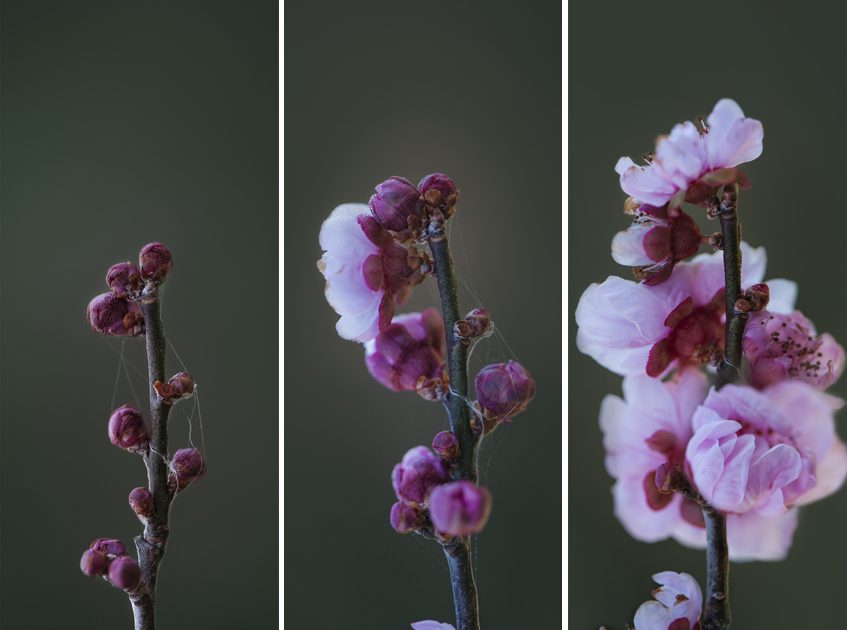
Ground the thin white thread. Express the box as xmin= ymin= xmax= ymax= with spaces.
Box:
xmin=98 ymin=336 xmax=148 ymax=380
xmin=122 ymin=355 xmax=142 ymax=409
xmin=110 ymin=340 xmax=126 ymax=411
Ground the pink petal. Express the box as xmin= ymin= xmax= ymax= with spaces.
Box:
xmin=611 ymin=223 xmax=658 ymax=266
xmin=705 ymin=99 xmax=764 ymax=169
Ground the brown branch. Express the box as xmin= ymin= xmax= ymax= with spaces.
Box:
xmin=427 ymin=211 xmax=481 ymax=630
xmin=129 ymin=282 xmax=174 ymax=629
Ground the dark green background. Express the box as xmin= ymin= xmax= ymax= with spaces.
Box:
xmin=570 ymin=1 xmax=847 ymax=628
xmin=0 ymin=1 xmax=277 ymax=628
xmin=285 ymin=0 xmax=561 ymax=628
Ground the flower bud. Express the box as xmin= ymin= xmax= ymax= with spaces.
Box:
xmin=368 ymin=176 xmax=422 ymax=233
xmin=154 ymin=372 xmax=195 ymax=403
xmin=428 ymin=481 xmax=492 ymax=537
xmin=431 ymin=431 xmax=460 ymax=462
xmin=80 ymin=549 xmax=109 ymax=577
xmin=108 ymin=556 xmax=141 ymax=591
xmin=389 ymin=501 xmax=424 ymax=534
xmin=138 ymin=242 xmax=173 ymax=283
xmin=86 ymin=292 xmax=144 ymax=337
xmin=169 ymin=448 xmax=205 ymax=492
xmin=365 ymin=309 xmax=446 ymax=392
xmin=128 ymin=487 xmax=154 ymax=519
xmin=474 ymin=360 xmax=536 ymax=423
xmin=90 ymin=537 xmax=127 ymax=557
xmin=418 ymin=173 xmax=458 ymax=217
xmin=106 ymin=262 xmax=143 ymax=297
xmin=391 ymin=446 xmax=448 ymax=505
xmin=454 ymin=308 xmax=490 ymax=344
xmin=108 ymin=405 xmax=150 ymax=453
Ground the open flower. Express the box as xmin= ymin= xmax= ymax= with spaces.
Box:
xmin=686 ymin=382 xmax=847 ymax=516
xmin=616 ymin=99 xmax=763 ymax=208
xmin=633 ymin=571 xmax=702 ymax=630
xmin=364 ymin=308 xmax=446 ymax=392
xmin=744 ymin=309 xmax=845 ymax=390
xmin=577 ymin=243 xmax=774 ymax=377
xmin=600 ymin=370 xmax=802 ymax=561
xmin=611 ymin=205 xmax=702 ymax=285
xmin=318 ymin=204 xmax=429 ymax=342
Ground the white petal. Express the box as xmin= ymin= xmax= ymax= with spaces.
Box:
xmin=611 ymin=223 xmax=656 ymax=266
xmin=763 ymin=278 xmax=797 ymax=314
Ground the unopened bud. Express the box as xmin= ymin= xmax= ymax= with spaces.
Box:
xmin=454 ymin=308 xmax=491 ymax=344
xmin=80 ymin=549 xmax=109 ymax=577
xmin=389 ymin=501 xmax=424 ymax=534
xmin=154 ymin=372 xmax=195 ymax=403
xmin=90 ymin=537 xmax=127 ymax=557
xmin=106 ymin=262 xmax=143 ymax=297
xmin=391 ymin=446 xmax=448 ymax=505
xmin=139 ymin=242 xmax=173 ymax=283
xmin=474 ymin=360 xmax=536 ymax=423
xmin=108 ymin=405 xmax=149 ymax=453
xmin=86 ymin=293 xmax=144 ymax=337
xmin=428 ymin=481 xmax=492 ymax=537
xmin=431 ymin=431 xmax=460 ymax=462
xmin=418 ymin=173 xmax=458 ymax=218
xmin=169 ymin=448 xmax=205 ymax=492
xmin=128 ymin=487 xmax=154 ymax=519
xmin=368 ymin=176 xmax=423 ymax=233
xmin=108 ymin=556 xmax=141 ymax=591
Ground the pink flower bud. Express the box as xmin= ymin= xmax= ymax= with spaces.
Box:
xmin=108 ymin=405 xmax=150 ymax=453
xmin=743 ymin=310 xmax=845 ymax=390
xmin=169 ymin=448 xmax=205 ymax=492
xmin=428 ymin=481 xmax=492 ymax=537
xmin=391 ymin=446 xmax=448 ymax=504
xmin=365 ymin=309 xmax=446 ymax=391
xmin=474 ymin=360 xmax=536 ymax=422
xmin=128 ymin=487 xmax=154 ymax=519
xmin=418 ymin=173 xmax=458 ymax=216
xmin=90 ymin=537 xmax=127 ymax=557
xmin=138 ymin=242 xmax=173 ymax=283
xmin=389 ymin=501 xmax=424 ymax=533
xmin=368 ymin=176 xmax=422 ymax=233
xmin=108 ymin=556 xmax=141 ymax=591
xmin=106 ymin=262 xmax=143 ymax=297
xmin=80 ymin=549 xmax=109 ymax=577
xmin=86 ymin=292 xmax=144 ymax=337
xmin=431 ymin=431 xmax=460 ymax=462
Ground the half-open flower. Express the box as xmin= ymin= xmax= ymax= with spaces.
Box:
xmin=364 ymin=308 xmax=446 ymax=392
xmin=633 ymin=571 xmax=702 ymax=630
xmin=318 ymin=204 xmax=429 ymax=342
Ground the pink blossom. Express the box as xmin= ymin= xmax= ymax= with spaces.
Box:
xmin=611 ymin=205 xmax=702 ymax=285
xmin=633 ymin=571 xmax=702 ymax=630
xmin=744 ymin=309 xmax=845 ymax=390
xmin=600 ymin=370 xmax=802 ymax=561
xmin=616 ymin=99 xmax=763 ymax=208
xmin=392 ymin=446 xmax=448 ymax=505
xmin=364 ymin=308 xmax=446 ymax=391
xmin=686 ymin=382 xmax=847 ymax=516
xmin=577 ymin=243 xmax=772 ymax=377
xmin=410 ymin=622 xmax=455 ymax=630
xmin=318 ymin=204 xmax=427 ymax=342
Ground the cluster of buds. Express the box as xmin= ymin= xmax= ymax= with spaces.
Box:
xmin=79 ymin=538 xmax=141 ymax=592
xmin=368 ymin=173 xmax=459 ymax=242
xmin=154 ymin=371 xmax=195 ymax=404
xmin=388 ymin=439 xmax=492 ymax=538
xmin=86 ymin=242 xmax=174 ymax=337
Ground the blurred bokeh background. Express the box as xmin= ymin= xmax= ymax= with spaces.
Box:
xmin=285 ymin=0 xmax=561 ymax=628
xmin=1 ymin=1 xmax=277 ymax=628
xmin=570 ymin=1 xmax=847 ymax=628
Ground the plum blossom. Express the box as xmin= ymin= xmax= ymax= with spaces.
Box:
xmin=364 ymin=308 xmax=446 ymax=392
xmin=577 ymin=243 xmax=776 ymax=377
xmin=410 ymin=622 xmax=455 ymax=630
xmin=611 ymin=205 xmax=702 ymax=285
xmin=600 ymin=370 xmax=802 ymax=561
xmin=686 ymin=382 xmax=847 ymax=516
xmin=428 ymin=481 xmax=492 ymax=537
xmin=318 ymin=204 xmax=429 ymax=342
xmin=743 ymin=309 xmax=845 ymax=390
xmin=616 ymin=99 xmax=763 ymax=208
xmin=633 ymin=571 xmax=702 ymax=630
xmin=392 ymin=446 xmax=448 ymax=505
